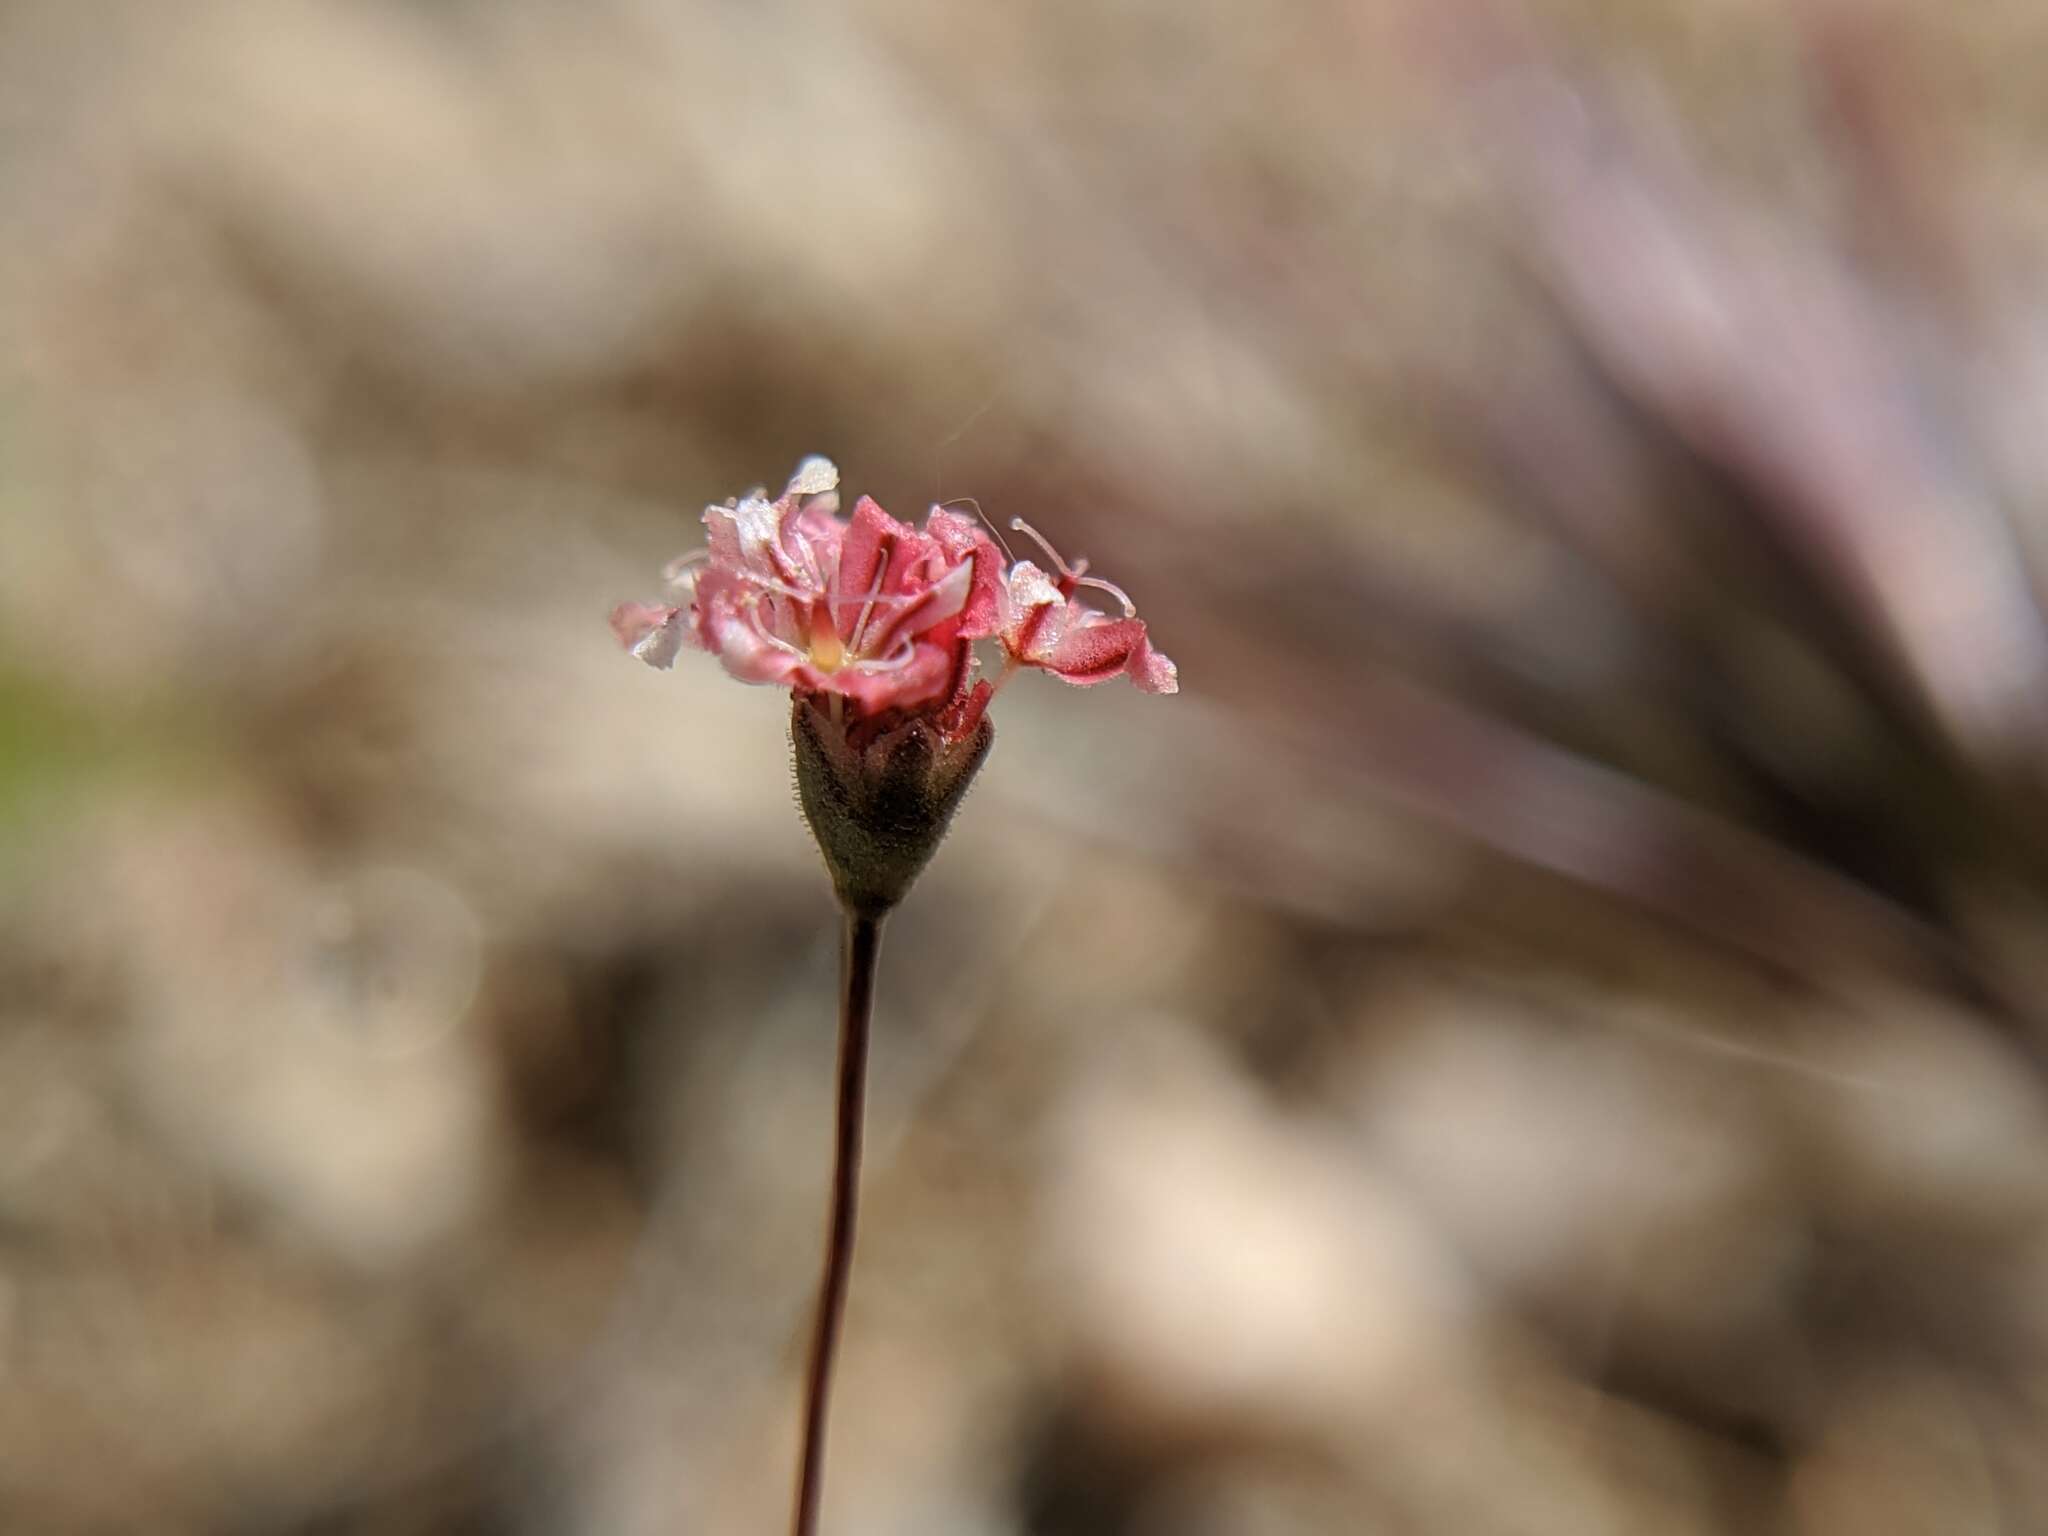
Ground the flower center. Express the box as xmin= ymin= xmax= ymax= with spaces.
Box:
xmin=807 ymin=606 xmax=848 ymax=672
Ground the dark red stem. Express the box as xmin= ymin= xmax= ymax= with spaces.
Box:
xmin=791 ymin=908 xmax=882 ymax=1536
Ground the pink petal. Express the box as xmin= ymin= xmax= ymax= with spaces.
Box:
xmin=701 ymin=500 xmax=747 ymax=572
xmin=1030 ymin=615 xmax=1158 ymax=687
xmin=703 ymin=498 xmax=770 ymax=579
xmin=822 ymin=640 xmax=955 ymax=713
xmin=862 ymin=555 xmax=974 ymax=657
xmin=836 ymin=495 xmax=918 ymax=636
xmin=703 ymin=492 xmax=824 ymax=594
xmin=1129 ymin=634 xmax=1180 ymax=695
xmin=691 ymin=570 xmax=808 ymax=686
xmin=998 ymin=561 xmax=1064 ymax=657
xmin=789 ymin=504 xmax=847 ymax=577
xmin=925 ymin=510 xmax=1004 ymax=639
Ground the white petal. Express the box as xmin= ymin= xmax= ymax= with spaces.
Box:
xmin=787 ymin=456 xmax=839 ymax=496
xmin=1007 ymin=560 xmax=1063 ymax=609
xmin=632 ymin=620 xmax=686 ymax=669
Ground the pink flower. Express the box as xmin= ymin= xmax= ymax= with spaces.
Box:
xmin=611 ymin=457 xmax=1000 ymax=716
xmin=611 ymin=458 xmax=1177 ymax=730
xmin=996 ymin=522 xmax=1179 ymax=694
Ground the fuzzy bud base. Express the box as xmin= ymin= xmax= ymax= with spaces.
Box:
xmin=790 ymin=698 xmax=995 ymax=917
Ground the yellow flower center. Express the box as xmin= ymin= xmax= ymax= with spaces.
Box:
xmin=808 ymin=607 xmax=847 ymax=672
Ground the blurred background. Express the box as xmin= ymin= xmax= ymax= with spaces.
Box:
xmin=11 ymin=0 xmax=2048 ymax=1530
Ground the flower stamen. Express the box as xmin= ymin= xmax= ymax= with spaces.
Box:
xmin=662 ymin=547 xmax=711 ymax=587
xmin=751 ymin=573 xmax=825 ymax=603
xmin=943 ymin=498 xmax=1018 ymax=564
xmin=833 ymin=563 xmax=893 ymax=656
xmin=742 ymin=593 xmax=809 ymax=659
xmin=1008 ymin=518 xmax=1088 ymax=580
xmin=856 ymin=636 xmax=921 ymax=673
xmin=1073 ymin=574 xmax=1137 ymax=617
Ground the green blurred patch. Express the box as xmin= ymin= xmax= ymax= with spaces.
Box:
xmin=0 ymin=670 xmax=219 ymax=886
xmin=0 ymin=666 xmax=115 ymax=837
xmin=0 ymin=656 xmax=225 ymax=870
xmin=0 ymin=420 xmax=219 ymax=865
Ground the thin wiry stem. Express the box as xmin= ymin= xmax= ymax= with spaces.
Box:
xmin=791 ymin=908 xmax=883 ymax=1536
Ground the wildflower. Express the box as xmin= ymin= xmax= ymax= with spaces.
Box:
xmin=611 ymin=457 xmax=1176 ymax=909
xmin=611 ymin=456 xmax=1177 ymax=762
xmin=608 ymin=457 xmax=1177 ymax=1536
xmin=611 ymin=456 xmax=1005 ymax=726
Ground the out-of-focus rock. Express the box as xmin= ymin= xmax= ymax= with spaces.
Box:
xmin=1044 ymin=1019 xmax=1473 ymax=1442
xmin=101 ymin=794 xmax=508 ymax=1273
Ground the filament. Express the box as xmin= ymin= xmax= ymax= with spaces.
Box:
xmin=742 ymin=594 xmax=808 ymax=658
xmin=832 ymin=567 xmax=891 ymax=654
xmin=662 ymin=548 xmax=711 ymax=586
xmin=943 ymin=498 xmax=1018 ymax=564
xmin=854 ymin=637 xmax=920 ymax=673
xmin=1074 ymin=574 xmax=1137 ymax=617
xmin=1008 ymin=517 xmax=1089 ymax=581
xmin=747 ymin=573 xmax=827 ymax=603
xmin=830 ymin=573 xmax=922 ymax=658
